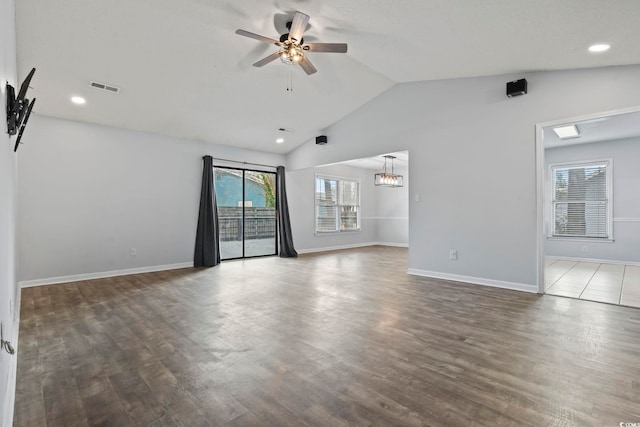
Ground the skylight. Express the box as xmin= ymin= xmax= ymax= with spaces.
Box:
xmin=553 ymin=124 xmax=580 ymax=139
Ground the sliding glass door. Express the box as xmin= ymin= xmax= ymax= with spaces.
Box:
xmin=214 ymin=166 xmax=277 ymax=260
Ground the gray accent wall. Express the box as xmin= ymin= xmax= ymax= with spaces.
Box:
xmin=545 ymin=137 xmax=640 ymax=263
xmin=15 ymin=65 xmax=640 ymax=294
xmin=0 ymin=0 xmax=18 ymax=424
xmin=17 ymin=115 xmax=286 ymax=283
xmin=287 ymin=65 xmax=640 ymax=289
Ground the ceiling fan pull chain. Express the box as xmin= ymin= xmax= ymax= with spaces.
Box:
xmin=286 ymin=69 xmax=294 ymax=92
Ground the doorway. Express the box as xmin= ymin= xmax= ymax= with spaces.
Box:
xmin=535 ymin=106 xmax=640 ymax=307
xmin=214 ymin=166 xmax=278 ymax=260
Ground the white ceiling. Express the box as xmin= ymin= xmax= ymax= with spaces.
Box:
xmin=544 ymin=110 xmax=640 ymax=148
xmin=339 ymin=151 xmax=409 ymax=171
xmin=15 ymin=0 xmax=640 ymax=154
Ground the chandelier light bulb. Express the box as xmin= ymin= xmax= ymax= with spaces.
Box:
xmin=374 ymin=155 xmax=404 ymax=187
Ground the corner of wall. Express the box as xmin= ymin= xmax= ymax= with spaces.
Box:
xmin=0 ymin=0 xmax=19 ymax=424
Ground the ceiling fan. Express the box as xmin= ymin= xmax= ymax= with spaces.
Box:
xmin=235 ymin=11 xmax=347 ymax=75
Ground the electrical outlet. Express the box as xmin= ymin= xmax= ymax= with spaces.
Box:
xmin=449 ymin=249 xmax=458 ymax=260
xmin=130 ymin=248 xmax=137 ymax=256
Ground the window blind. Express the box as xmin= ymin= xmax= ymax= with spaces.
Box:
xmin=552 ymin=163 xmax=609 ymax=238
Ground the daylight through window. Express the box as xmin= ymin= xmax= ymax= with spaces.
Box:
xmin=315 ymin=176 xmax=360 ymax=233
xmin=551 ymin=161 xmax=611 ymax=239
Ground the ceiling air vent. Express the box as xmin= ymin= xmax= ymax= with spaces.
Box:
xmin=90 ymin=81 xmax=120 ymax=94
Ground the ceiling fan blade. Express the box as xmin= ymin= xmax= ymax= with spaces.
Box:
xmin=288 ymin=11 xmax=309 ymax=43
xmin=303 ymin=43 xmax=348 ymax=53
xmin=235 ymin=29 xmax=280 ymax=45
xmin=253 ymin=51 xmax=282 ymax=67
xmin=298 ymin=56 xmax=317 ymax=75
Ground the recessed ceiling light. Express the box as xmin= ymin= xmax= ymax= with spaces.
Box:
xmin=588 ymin=43 xmax=610 ymax=53
xmin=553 ymin=124 xmax=580 ymax=139
xmin=71 ymin=96 xmax=86 ymax=104
xmin=276 ymin=138 xmax=284 ymax=144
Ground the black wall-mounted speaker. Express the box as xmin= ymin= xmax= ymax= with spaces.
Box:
xmin=316 ymin=135 xmax=327 ymax=145
xmin=506 ymin=78 xmax=527 ymax=97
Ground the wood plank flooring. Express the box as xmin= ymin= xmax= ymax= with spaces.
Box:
xmin=15 ymin=246 xmax=640 ymax=426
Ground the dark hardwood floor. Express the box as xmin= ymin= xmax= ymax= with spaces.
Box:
xmin=14 ymin=246 xmax=640 ymax=426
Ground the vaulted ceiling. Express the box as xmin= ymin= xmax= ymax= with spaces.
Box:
xmin=15 ymin=0 xmax=640 ymax=154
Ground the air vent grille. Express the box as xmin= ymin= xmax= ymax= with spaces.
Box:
xmin=90 ymin=81 xmax=120 ymax=93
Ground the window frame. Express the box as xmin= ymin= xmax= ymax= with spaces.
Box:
xmin=548 ymin=158 xmax=613 ymax=241
xmin=314 ymin=174 xmax=361 ymax=234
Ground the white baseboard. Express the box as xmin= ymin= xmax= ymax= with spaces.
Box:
xmin=297 ymin=242 xmax=376 ymax=254
xmin=373 ymin=242 xmax=409 ymax=248
xmin=19 ymin=262 xmax=193 ymax=288
xmin=546 ymin=255 xmax=640 ymax=267
xmin=297 ymin=242 xmax=408 ymax=254
xmin=407 ymin=268 xmax=538 ymax=294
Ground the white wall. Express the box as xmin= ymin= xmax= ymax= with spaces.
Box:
xmin=18 ymin=115 xmax=285 ymax=284
xmin=15 ymin=65 xmax=640 ymax=292
xmin=0 ymin=0 xmax=19 ymax=425
xmin=287 ymin=65 xmax=640 ymax=292
xmin=287 ymin=162 xmax=409 ymax=252
xmin=373 ymin=165 xmax=409 ymax=246
xmin=545 ymin=137 xmax=640 ymax=263
xmin=287 ymin=164 xmax=377 ymax=252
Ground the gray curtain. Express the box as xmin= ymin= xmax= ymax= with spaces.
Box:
xmin=194 ymin=155 xmax=221 ymax=267
xmin=276 ymin=166 xmax=297 ymax=257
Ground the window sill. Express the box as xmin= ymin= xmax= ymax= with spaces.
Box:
xmin=315 ymin=229 xmax=361 ymax=236
xmin=546 ymin=236 xmax=614 ymax=243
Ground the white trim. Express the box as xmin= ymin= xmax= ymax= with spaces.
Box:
xmin=546 ymin=256 xmax=640 ymax=267
xmin=548 ymin=158 xmax=613 ymax=239
xmin=314 ymin=229 xmax=361 ymax=236
xmin=535 ymin=104 xmax=640 ymax=294
xmin=298 ymin=242 xmax=375 ymax=254
xmin=314 ymin=174 xmax=361 ymax=233
xmin=613 ymin=218 xmax=640 ymax=222
xmin=374 ymin=242 xmax=409 ymax=248
xmin=536 ymin=121 xmax=545 ymax=293
xmin=546 ymin=237 xmax=614 ymax=243
xmin=1 ymin=318 xmax=19 ymax=427
xmin=19 ymin=262 xmax=193 ymax=288
xmin=297 ymin=242 xmax=408 ymax=254
xmin=407 ymin=269 xmax=538 ymax=294
xmin=537 ymin=106 xmax=640 ymax=131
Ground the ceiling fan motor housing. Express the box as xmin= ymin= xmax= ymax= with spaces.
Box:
xmin=279 ymin=33 xmax=303 ymax=45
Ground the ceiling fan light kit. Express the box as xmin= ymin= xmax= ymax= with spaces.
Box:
xmin=236 ymin=11 xmax=348 ymax=75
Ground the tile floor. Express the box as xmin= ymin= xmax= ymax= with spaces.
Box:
xmin=545 ymin=259 xmax=640 ymax=308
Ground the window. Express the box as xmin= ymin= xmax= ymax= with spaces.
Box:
xmin=315 ymin=175 xmax=360 ymax=233
xmin=551 ymin=160 xmax=611 ymax=239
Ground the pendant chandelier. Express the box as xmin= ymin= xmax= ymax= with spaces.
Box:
xmin=374 ymin=155 xmax=403 ymax=187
